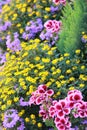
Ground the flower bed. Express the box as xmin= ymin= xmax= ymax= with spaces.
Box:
xmin=0 ymin=0 xmax=87 ymax=130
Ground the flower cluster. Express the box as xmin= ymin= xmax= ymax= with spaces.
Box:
xmin=22 ymin=18 xmax=43 ymax=40
xmin=0 ymin=0 xmax=66 ymax=51
xmin=6 ymin=32 xmax=21 ymax=52
xmin=40 ymin=20 xmax=61 ymax=45
xmin=29 ymin=85 xmax=87 ymax=130
xmin=3 ymin=109 xmax=25 ymax=130
xmin=0 ymin=39 xmax=87 ymax=129
xmin=29 ymin=84 xmax=54 ymax=121
xmin=0 ymin=21 xmax=11 ymax=32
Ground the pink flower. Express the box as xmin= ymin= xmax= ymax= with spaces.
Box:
xmin=44 ymin=20 xmax=62 ymax=33
xmin=49 ymin=106 xmax=56 ymax=118
xmin=39 ymin=105 xmax=50 ymax=121
xmin=53 ymin=0 xmax=60 ymax=5
xmin=53 ymin=0 xmax=66 ymax=5
xmin=44 ymin=20 xmax=55 ymax=32
xmin=67 ymin=90 xmax=83 ymax=108
xmin=38 ymin=84 xmax=47 ymax=92
xmin=46 ymin=89 xmax=54 ymax=96
xmin=60 ymin=0 xmax=66 ymax=5
xmin=55 ymin=99 xmax=70 ymax=118
xmin=55 ymin=117 xmax=71 ymax=130
xmin=77 ymin=102 xmax=87 ymax=118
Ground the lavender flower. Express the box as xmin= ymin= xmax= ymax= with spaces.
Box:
xmin=3 ymin=109 xmax=20 ymax=128
xmin=6 ymin=32 xmax=21 ymax=52
xmin=0 ymin=52 xmax=6 ymax=64
xmin=0 ymin=21 xmax=11 ymax=31
xmin=70 ymin=126 xmax=79 ymax=130
xmin=20 ymin=97 xmax=29 ymax=106
xmin=22 ymin=18 xmax=43 ymax=40
xmin=17 ymin=118 xmax=25 ymax=130
xmin=81 ymin=119 xmax=87 ymax=124
xmin=81 ymin=37 xmax=87 ymax=43
xmin=50 ymin=6 xmax=59 ymax=13
xmin=49 ymin=128 xmax=54 ymax=130
xmin=40 ymin=30 xmax=59 ymax=46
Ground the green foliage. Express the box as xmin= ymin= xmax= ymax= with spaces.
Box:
xmin=57 ymin=0 xmax=85 ymax=55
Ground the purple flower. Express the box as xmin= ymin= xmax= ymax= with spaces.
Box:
xmin=81 ymin=119 xmax=87 ymax=124
xmin=50 ymin=6 xmax=59 ymax=13
xmin=40 ymin=30 xmax=59 ymax=46
xmin=22 ymin=18 xmax=43 ymax=40
xmin=70 ymin=126 xmax=79 ymax=130
xmin=0 ymin=52 xmax=6 ymax=64
xmin=3 ymin=109 xmax=20 ymax=128
xmin=6 ymin=33 xmax=21 ymax=52
xmin=20 ymin=97 xmax=29 ymax=106
xmin=14 ymin=32 xmax=19 ymax=38
xmin=0 ymin=21 xmax=11 ymax=31
xmin=49 ymin=128 xmax=54 ymax=130
xmin=81 ymin=37 xmax=87 ymax=43
xmin=17 ymin=118 xmax=25 ymax=130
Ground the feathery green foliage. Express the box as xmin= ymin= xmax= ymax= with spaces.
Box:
xmin=57 ymin=0 xmax=85 ymax=55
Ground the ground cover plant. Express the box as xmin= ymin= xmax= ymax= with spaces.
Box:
xmin=0 ymin=0 xmax=87 ymax=130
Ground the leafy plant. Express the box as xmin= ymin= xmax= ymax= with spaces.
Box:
xmin=57 ymin=0 xmax=86 ymax=55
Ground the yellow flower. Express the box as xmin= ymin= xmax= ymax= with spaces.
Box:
xmin=46 ymin=82 xmax=52 ymax=86
xmin=18 ymin=110 xmax=25 ymax=117
xmin=52 ymin=71 xmax=57 ymax=75
xmin=56 ymin=69 xmax=61 ymax=74
xmin=66 ymin=69 xmax=72 ymax=74
xmin=51 ymin=67 xmax=56 ymax=71
xmin=1 ymin=105 xmax=6 ymax=110
xmin=56 ymin=91 xmax=61 ymax=96
xmin=30 ymin=114 xmax=36 ymax=119
xmin=64 ymin=53 xmax=70 ymax=57
xmin=79 ymin=83 xmax=85 ymax=88
xmin=32 ymin=119 xmax=36 ymax=125
xmin=72 ymin=66 xmax=77 ymax=70
xmin=82 ymin=32 xmax=85 ymax=34
xmin=20 ymin=28 xmax=24 ymax=34
xmin=81 ymin=65 xmax=85 ymax=70
xmin=45 ymin=7 xmax=50 ymax=12
xmin=35 ymin=56 xmax=40 ymax=61
xmin=21 ymin=8 xmax=26 ymax=12
xmin=52 ymin=59 xmax=58 ymax=64
xmin=7 ymin=100 xmax=12 ymax=106
xmin=44 ymin=15 xmax=49 ymax=19
xmin=56 ymin=81 xmax=61 ymax=88
xmin=36 ymin=11 xmax=41 ymax=17
xmin=66 ymin=60 xmax=70 ymax=64
xmin=59 ymin=75 xmax=64 ymax=79
xmin=14 ymin=97 xmax=19 ymax=102
xmin=13 ymin=13 xmax=18 ymax=17
xmin=25 ymin=117 xmax=30 ymax=122
xmin=34 ymin=39 xmax=40 ymax=43
xmin=69 ymin=77 xmax=75 ymax=81
xmin=75 ymin=49 xmax=81 ymax=54
xmin=37 ymin=122 xmax=42 ymax=128
xmin=48 ymin=50 xmax=53 ymax=55
xmin=69 ymin=86 xmax=75 ymax=90
xmin=42 ymin=58 xmax=50 ymax=63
